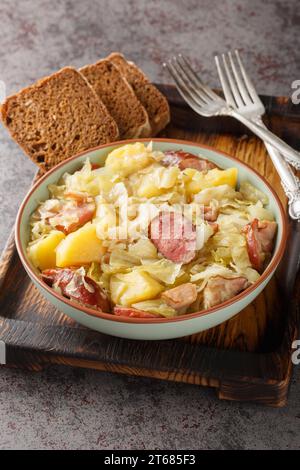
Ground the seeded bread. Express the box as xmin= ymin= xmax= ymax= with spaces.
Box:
xmin=1 ymin=67 xmax=119 ymax=172
xmin=80 ymin=59 xmax=151 ymax=139
xmin=107 ymin=52 xmax=170 ymax=136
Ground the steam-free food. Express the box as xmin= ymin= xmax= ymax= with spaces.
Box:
xmin=27 ymin=142 xmax=277 ymax=319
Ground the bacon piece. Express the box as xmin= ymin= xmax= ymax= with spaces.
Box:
xmin=256 ymin=220 xmax=277 ymax=252
xmin=203 ymin=276 xmax=249 ymax=309
xmin=114 ymin=306 xmax=162 ymax=318
xmin=242 ymin=219 xmax=277 ymax=272
xmin=52 ymin=200 xmax=95 ymax=234
xmin=63 ymin=191 xmax=89 ymax=203
xmin=42 ymin=268 xmax=110 ymax=312
xmin=203 ymin=205 xmax=218 ymax=222
xmin=161 ymin=150 xmax=217 ymax=172
xmin=162 ymin=283 xmax=197 ymax=309
xmin=149 ymin=211 xmax=197 ymax=264
xmin=91 ymin=163 xmax=101 ymax=170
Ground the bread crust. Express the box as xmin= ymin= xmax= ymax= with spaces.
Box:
xmin=107 ymin=53 xmax=170 ymax=135
xmin=1 ymin=67 xmax=119 ymax=172
xmin=80 ymin=59 xmax=151 ymax=139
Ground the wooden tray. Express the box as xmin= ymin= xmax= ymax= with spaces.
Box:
xmin=0 ymin=84 xmax=299 ymax=407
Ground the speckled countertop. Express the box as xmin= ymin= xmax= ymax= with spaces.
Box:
xmin=0 ymin=0 xmax=299 ymax=450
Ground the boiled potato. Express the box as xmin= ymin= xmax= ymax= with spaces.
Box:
xmin=110 ymin=270 xmax=163 ymax=306
xmin=105 ymin=143 xmax=153 ymax=177
xmin=28 ymin=230 xmax=65 ymax=270
xmin=137 ymin=166 xmax=179 ymax=198
xmin=184 ymin=167 xmax=238 ymax=195
xmin=56 ymin=223 xmax=106 ymax=267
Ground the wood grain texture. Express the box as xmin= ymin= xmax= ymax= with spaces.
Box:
xmin=0 ymin=85 xmax=299 ymax=406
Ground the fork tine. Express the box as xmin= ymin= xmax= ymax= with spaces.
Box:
xmin=177 ymin=54 xmax=220 ymax=101
xmin=173 ymin=57 xmax=211 ymax=104
xmin=234 ymin=50 xmax=262 ymax=104
xmin=170 ymin=58 xmax=211 ymax=107
xmin=221 ymin=53 xmax=244 ymax=107
xmin=164 ymin=61 xmax=205 ymax=114
xmin=214 ymin=55 xmax=236 ymax=107
xmin=227 ymin=51 xmax=252 ymax=105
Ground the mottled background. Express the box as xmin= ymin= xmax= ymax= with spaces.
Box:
xmin=0 ymin=0 xmax=299 ymax=450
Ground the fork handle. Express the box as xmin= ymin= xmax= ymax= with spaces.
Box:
xmin=261 ymin=130 xmax=300 ymax=220
xmin=230 ymin=109 xmax=300 ymax=168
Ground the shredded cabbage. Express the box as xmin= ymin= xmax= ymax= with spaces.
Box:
xmin=87 ymin=262 xmax=102 ymax=284
xmin=132 ymin=299 xmax=177 ymax=318
xmin=63 ymin=159 xmax=99 ymax=196
xmin=239 ymin=181 xmax=269 ymax=205
xmin=247 ymin=201 xmax=274 ymax=221
xmin=109 ymin=249 xmax=140 ymax=268
xmin=190 ymin=264 xmax=236 ymax=283
xmin=139 ymin=259 xmax=183 ymax=284
xmin=193 ymin=184 xmax=239 ymax=204
xmin=128 ymin=239 xmax=158 ymax=259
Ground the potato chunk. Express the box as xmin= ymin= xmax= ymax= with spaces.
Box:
xmin=28 ymin=230 xmax=65 ymax=270
xmin=105 ymin=142 xmax=153 ymax=177
xmin=184 ymin=167 xmax=238 ymax=195
xmin=56 ymin=223 xmax=106 ymax=267
xmin=110 ymin=270 xmax=163 ymax=306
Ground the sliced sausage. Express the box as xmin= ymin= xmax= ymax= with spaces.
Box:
xmin=242 ymin=219 xmax=277 ymax=272
xmin=162 ymin=283 xmax=197 ymax=309
xmin=161 ymin=150 xmax=217 ymax=172
xmin=149 ymin=211 xmax=197 ymax=264
xmin=114 ymin=306 xmax=162 ymax=318
xmin=203 ymin=276 xmax=249 ymax=309
xmin=42 ymin=268 xmax=110 ymax=312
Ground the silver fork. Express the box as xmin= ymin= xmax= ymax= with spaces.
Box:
xmin=164 ymin=54 xmax=300 ymax=219
xmin=215 ymin=50 xmax=300 ymax=220
xmin=164 ymin=55 xmax=300 ymax=173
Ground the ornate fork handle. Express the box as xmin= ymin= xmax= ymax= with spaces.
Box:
xmin=283 ymin=156 xmax=300 ymax=171
xmin=282 ymin=181 xmax=300 ymax=220
xmin=253 ymin=117 xmax=300 ymax=220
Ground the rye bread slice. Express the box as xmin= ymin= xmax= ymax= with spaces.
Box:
xmin=80 ymin=59 xmax=151 ymax=139
xmin=1 ymin=67 xmax=119 ymax=172
xmin=107 ymin=53 xmax=170 ymax=136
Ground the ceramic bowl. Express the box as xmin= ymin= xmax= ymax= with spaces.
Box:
xmin=15 ymin=139 xmax=287 ymax=340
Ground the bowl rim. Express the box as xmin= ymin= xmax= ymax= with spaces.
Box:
xmin=15 ymin=137 xmax=288 ymax=325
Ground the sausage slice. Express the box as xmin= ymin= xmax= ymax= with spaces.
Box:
xmin=161 ymin=150 xmax=217 ymax=172
xmin=149 ymin=211 xmax=197 ymax=264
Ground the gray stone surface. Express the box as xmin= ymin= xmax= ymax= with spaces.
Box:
xmin=0 ymin=0 xmax=299 ymax=450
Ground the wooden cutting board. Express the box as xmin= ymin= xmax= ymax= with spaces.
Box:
xmin=0 ymin=84 xmax=299 ymax=406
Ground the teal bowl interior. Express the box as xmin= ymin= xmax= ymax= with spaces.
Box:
xmin=15 ymin=139 xmax=287 ymax=340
